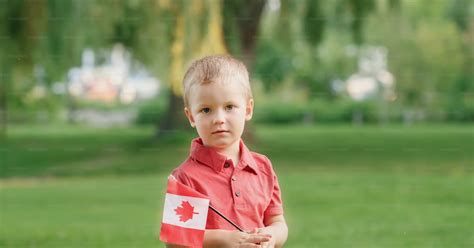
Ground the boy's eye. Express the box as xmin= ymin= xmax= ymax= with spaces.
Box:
xmin=200 ymin=108 xmax=210 ymax=113
xmin=225 ymin=105 xmax=234 ymax=111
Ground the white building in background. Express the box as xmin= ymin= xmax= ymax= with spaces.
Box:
xmin=67 ymin=44 xmax=160 ymax=104
xmin=344 ymin=46 xmax=395 ymax=102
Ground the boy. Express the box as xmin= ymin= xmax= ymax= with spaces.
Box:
xmin=166 ymin=55 xmax=288 ymax=248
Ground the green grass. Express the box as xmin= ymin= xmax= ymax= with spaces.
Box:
xmin=1 ymin=124 xmax=473 ymax=247
xmin=1 ymin=125 xmax=193 ymax=178
xmin=1 ymin=176 xmax=164 ymax=247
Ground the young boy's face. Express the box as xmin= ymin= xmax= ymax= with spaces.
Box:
xmin=184 ymin=81 xmax=253 ymax=149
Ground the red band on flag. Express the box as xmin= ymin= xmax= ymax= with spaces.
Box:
xmin=166 ymin=177 xmax=208 ymax=198
xmin=160 ymin=223 xmax=204 ymax=248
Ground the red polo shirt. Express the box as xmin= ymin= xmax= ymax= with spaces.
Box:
xmin=171 ymin=138 xmax=284 ymax=231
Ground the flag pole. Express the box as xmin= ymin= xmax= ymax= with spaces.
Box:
xmin=209 ymin=205 xmax=244 ymax=232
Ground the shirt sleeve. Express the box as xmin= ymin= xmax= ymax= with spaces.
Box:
xmin=171 ymin=167 xmax=193 ymax=187
xmin=263 ymin=157 xmax=284 ymax=220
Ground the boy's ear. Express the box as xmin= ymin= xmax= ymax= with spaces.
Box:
xmin=245 ymin=99 xmax=254 ymax=121
xmin=184 ymin=107 xmax=196 ymax=127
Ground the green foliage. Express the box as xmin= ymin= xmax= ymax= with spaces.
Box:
xmin=253 ymin=97 xmax=404 ymax=124
xmin=445 ymin=74 xmax=474 ymax=121
xmin=8 ymin=92 xmax=63 ymax=123
xmin=363 ymin=1 xmax=472 ymax=122
xmin=447 ymin=0 xmax=471 ymax=31
xmin=347 ymin=0 xmax=376 ymax=44
xmin=135 ymin=98 xmax=168 ymax=125
xmin=309 ymin=99 xmax=383 ymax=123
xmin=303 ymin=0 xmax=325 ymax=45
xmin=254 ymin=99 xmax=306 ymax=124
xmin=221 ymin=0 xmax=266 ymax=61
xmin=310 ymin=99 xmax=353 ymax=123
xmin=2 ymin=0 xmax=473 ymax=127
xmin=253 ymin=40 xmax=293 ymax=89
xmin=255 ymin=0 xmax=473 ymax=123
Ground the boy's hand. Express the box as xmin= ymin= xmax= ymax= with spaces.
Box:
xmin=254 ymin=227 xmax=276 ymax=248
xmin=223 ymin=229 xmax=272 ymax=248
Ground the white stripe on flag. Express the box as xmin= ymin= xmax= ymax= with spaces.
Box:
xmin=162 ymin=193 xmax=209 ymax=230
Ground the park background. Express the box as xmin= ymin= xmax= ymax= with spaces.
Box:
xmin=1 ymin=0 xmax=473 ymax=247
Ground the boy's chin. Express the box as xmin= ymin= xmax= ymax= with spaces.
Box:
xmin=207 ymin=138 xmax=238 ymax=149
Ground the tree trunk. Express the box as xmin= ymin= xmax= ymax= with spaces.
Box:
xmin=225 ymin=0 xmax=266 ymax=69
xmin=156 ymin=90 xmax=190 ymax=137
xmin=0 ymin=83 xmax=6 ymax=140
xmin=226 ymin=0 xmax=266 ymax=144
xmin=0 ymin=66 xmax=8 ymax=140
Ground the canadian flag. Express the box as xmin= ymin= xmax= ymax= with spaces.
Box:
xmin=160 ymin=176 xmax=210 ymax=247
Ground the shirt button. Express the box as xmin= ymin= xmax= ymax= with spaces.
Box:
xmin=224 ymin=162 xmax=230 ymax=168
xmin=231 ymin=176 xmax=237 ymax=181
xmin=235 ymin=191 xmax=240 ymax=197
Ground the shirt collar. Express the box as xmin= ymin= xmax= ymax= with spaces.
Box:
xmin=190 ymin=138 xmax=258 ymax=174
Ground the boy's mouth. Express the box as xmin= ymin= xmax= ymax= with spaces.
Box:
xmin=212 ymin=130 xmax=229 ymax=134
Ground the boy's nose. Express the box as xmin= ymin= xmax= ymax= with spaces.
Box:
xmin=213 ymin=110 xmax=225 ymax=124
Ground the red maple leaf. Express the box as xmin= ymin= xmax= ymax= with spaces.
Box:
xmin=174 ymin=201 xmax=199 ymax=222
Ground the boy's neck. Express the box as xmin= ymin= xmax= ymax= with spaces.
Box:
xmin=213 ymin=140 xmax=241 ymax=166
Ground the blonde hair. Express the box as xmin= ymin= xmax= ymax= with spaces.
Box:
xmin=182 ymin=55 xmax=252 ymax=107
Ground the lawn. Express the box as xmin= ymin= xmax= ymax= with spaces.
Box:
xmin=1 ymin=124 xmax=473 ymax=247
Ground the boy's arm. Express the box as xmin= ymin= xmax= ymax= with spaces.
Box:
xmin=203 ymin=229 xmax=228 ymax=247
xmin=259 ymin=214 xmax=288 ymax=248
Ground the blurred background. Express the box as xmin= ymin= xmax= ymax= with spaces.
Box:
xmin=1 ymin=0 xmax=473 ymax=247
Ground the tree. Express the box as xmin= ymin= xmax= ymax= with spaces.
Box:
xmin=364 ymin=0 xmax=470 ymax=121
xmin=0 ymin=0 xmax=47 ymax=138
xmin=0 ymin=0 xmax=127 ymax=132
xmin=156 ymin=0 xmax=267 ymax=137
xmin=154 ymin=0 xmax=228 ymax=136
xmin=223 ymin=0 xmax=266 ymax=67
xmin=253 ymin=0 xmax=376 ymax=99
